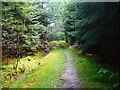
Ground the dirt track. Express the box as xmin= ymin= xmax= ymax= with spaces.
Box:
xmin=61 ymin=50 xmax=80 ymax=88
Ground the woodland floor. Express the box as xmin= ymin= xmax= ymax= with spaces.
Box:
xmin=2 ymin=42 xmax=119 ymax=88
xmin=9 ymin=47 xmax=81 ymax=88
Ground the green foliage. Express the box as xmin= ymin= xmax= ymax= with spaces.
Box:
xmin=63 ymin=2 xmax=120 ymax=63
xmin=2 ymin=2 xmax=51 ymax=59
xmin=49 ymin=41 xmax=58 ymax=49
xmin=46 ymin=2 xmax=66 ymax=41
xmin=112 ymin=83 xmax=119 ymax=88
xmin=1 ymin=52 xmax=42 ymax=88
xmin=97 ymin=68 xmax=109 ymax=75
xmin=93 ymin=68 xmax=111 ymax=81
xmin=68 ymin=48 xmax=120 ymax=88
xmin=68 ymin=48 xmax=104 ymax=88
xmin=10 ymin=48 xmax=66 ymax=88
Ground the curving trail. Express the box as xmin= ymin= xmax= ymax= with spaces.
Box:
xmin=61 ymin=50 xmax=80 ymax=88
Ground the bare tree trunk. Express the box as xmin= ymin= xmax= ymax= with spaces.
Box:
xmin=15 ymin=59 xmax=19 ymax=70
xmin=65 ymin=32 xmax=68 ymax=43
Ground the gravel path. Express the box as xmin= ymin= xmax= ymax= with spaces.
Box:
xmin=61 ymin=50 xmax=80 ymax=88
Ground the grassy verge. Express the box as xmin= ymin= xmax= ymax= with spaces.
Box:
xmin=1 ymin=52 xmax=42 ymax=88
xmin=68 ymin=48 xmax=120 ymax=89
xmin=10 ymin=48 xmax=66 ymax=88
xmin=67 ymin=48 xmax=111 ymax=88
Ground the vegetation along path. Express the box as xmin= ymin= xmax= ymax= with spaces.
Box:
xmin=10 ymin=48 xmax=66 ymax=88
xmin=61 ymin=50 xmax=80 ymax=88
xmin=9 ymin=47 xmax=80 ymax=88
